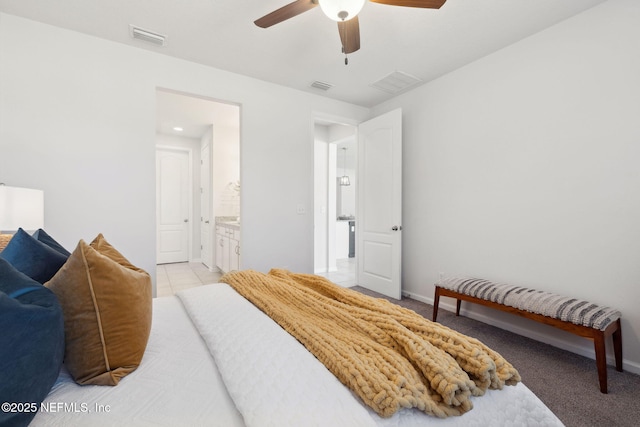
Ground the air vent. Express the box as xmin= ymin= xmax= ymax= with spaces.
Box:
xmin=129 ymin=25 xmax=167 ymax=46
xmin=310 ymin=81 xmax=333 ymax=91
xmin=370 ymin=71 xmax=422 ymax=94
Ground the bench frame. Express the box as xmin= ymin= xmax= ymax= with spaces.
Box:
xmin=432 ymin=285 xmax=623 ymax=393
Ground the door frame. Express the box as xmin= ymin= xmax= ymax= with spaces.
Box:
xmin=312 ymin=113 xmax=359 ymax=278
xmin=156 ymin=145 xmax=194 ymax=263
xmin=200 ymin=139 xmax=213 ymax=269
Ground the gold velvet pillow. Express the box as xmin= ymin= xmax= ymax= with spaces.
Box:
xmin=0 ymin=233 xmax=12 ymax=252
xmin=45 ymin=234 xmax=152 ymax=385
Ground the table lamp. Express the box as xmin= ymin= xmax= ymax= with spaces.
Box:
xmin=0 ymin=184 xmax=44 ymax=233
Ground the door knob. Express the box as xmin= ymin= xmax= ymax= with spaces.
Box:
xmin=391 ymin=225 xmax=402 ymax=231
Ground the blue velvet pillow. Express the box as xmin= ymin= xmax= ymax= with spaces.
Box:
xmin=32 ymin=229 xmax=71 ymax=257
xmin=0 ymin=257 xmax=65 ymax=427
xmin=0 ymin=228 xmax=68 ymax=284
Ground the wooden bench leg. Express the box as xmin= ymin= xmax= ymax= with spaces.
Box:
xmin=595 ymin=318 xmax=623 ymax=393
xmin=433 ymin=286 xmax=462 ymax=321
xmin=613 ymin=319 xmax=623 ymax=372
xmin=594 ymin=331 xmax=608 ymax=393
xmin=432 ymin=287 xmax=441 ymax=322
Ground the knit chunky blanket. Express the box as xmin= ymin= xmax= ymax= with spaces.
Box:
xmin=220 ymin=269 xmax=520 ymax=418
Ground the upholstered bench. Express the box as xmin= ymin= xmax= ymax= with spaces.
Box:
xmin=432 ymin=277 xmax=622 ymax=393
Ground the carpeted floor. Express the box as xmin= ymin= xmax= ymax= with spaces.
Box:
xmin=353 ymin=286 xmax=640 ymax=427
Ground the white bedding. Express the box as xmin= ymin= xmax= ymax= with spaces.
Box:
xmin=32 ymin=283 xmax=564 ymax=427
xmin=178 ymin=284 xmax=564 ymax=427
xmin=32 ymin=296 xmax=244 ymax=427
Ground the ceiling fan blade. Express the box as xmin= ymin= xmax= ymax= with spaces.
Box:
xmin=338 ymin=17 xmax=360 ymax=54
xmin=369 ymin=0 xmax=447 ymax=9
xmin=254 ymin=0 xmax=319 ymax=28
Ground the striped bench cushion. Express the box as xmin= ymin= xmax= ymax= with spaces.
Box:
xmin=436 ymin=277 xmax=621 ymax=331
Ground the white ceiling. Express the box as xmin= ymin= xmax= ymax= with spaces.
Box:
xmin=155 ymin=89 xmax=240 ymax=139
xmin=0 ymin=0 xmax=607 ymax=109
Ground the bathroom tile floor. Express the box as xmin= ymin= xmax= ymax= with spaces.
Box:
xmin=156 ymin=262 xmax=222 ymax=297
xmin=316 ymin=257 xmax=357 ymax=287
xmin=156 ymin=257 xmax=356 ymax=297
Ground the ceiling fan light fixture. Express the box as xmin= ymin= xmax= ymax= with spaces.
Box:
xmin=319 ymin=0 xmax=366 ymax=21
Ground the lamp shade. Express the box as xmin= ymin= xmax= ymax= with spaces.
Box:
xmin=0 ymin=185 xmax=44 ymax=232
xmin=319 ymin=0 xmax=366 ymax=21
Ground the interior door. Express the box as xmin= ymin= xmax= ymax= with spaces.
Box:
xmin=156 ymin=148 xmax=190 ymax=264
xmin=200 ymin=143 xmax=213 ymax=269
xmin=357 ymin=109 xmax=402 ymax=299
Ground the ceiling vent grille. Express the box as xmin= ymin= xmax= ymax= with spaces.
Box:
xmin=311 ymin=81 xmax=333 ymax=91
xmin=370 ymin=71 xmax=422 ymax=94
xmin=129 ymin=25 xmax=167 ymax=46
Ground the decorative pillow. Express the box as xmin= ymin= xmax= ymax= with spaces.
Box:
xmin=0 ymin=257 xmax=65 ymax=427
xmin=0 ymin=228 xmax=68 ymax=283
xmin=32 ymin=228 xmax=71 ymax=257
xmin=0 ymin=233 xmax=12 ymax=252
xmin=45 ymin=235 xmax=152 ymax=386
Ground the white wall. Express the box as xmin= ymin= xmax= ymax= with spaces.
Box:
xmin=0 ymin=13 xmax=370 ymax=288
xmin=212 ymin=123 xmax=240 ymax=219
xmin=373 ymin=0 xmax=640 ymax=372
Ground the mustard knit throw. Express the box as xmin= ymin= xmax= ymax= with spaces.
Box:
xmin=220 ymin=269 xmax=520 ymax=418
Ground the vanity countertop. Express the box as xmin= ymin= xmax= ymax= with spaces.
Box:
xmin=216 ymin=217 xmax=240 ymax=229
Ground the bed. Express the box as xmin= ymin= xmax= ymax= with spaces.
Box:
xmin=32 ymin=282 xmax=564 ymax=427
xmin=1 ymin=230 xmax=562 ymax=426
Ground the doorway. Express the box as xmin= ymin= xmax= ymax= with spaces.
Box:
xmin=313 ymin=109 xmax=403 ymax=299
xmin=155 ymin=89 xmax=240 ymax=272
xmin=313 ymin=119 xmax=357 ymax=287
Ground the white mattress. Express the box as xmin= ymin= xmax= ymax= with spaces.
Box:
xmin=32 ymin=284 xmax=564 ymax=427
xmin=32 ymin=296 xmax=244 ymax=427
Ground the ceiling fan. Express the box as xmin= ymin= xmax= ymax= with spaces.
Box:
xmin=254 ymin=0 xmax=447 ymax=64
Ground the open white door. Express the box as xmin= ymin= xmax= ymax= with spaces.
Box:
xmin=200 ymin=143 xmax=213 ymax=269
xmin=357 ymin=109 xmax=402 ymax=299
xmin=156 ymin=148 xmax=190 ymax=264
